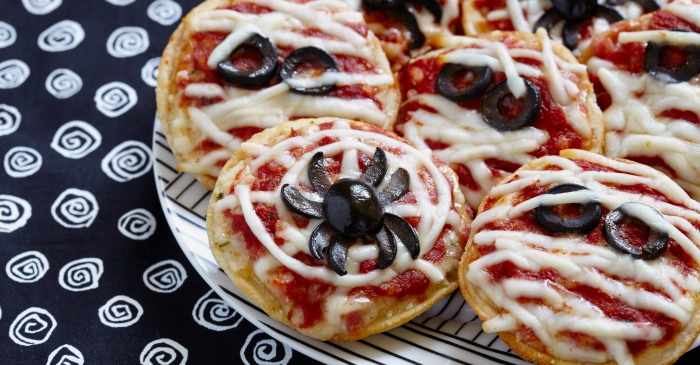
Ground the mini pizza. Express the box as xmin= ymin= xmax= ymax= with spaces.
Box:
xmin=393 ymin=31 xmax=603 ymax=209
xmin=207 ymin=118 xmax=472 ymax=341
xmin=348 ymin=0 xmax=464 ymax=71
xmin=156 ymin=0 xmax=399 ymax=189
xmin=459 ymin=149 xmax=700 ymax=365
xmin=463 ymin=0 xmax=669 ymax=55
xmin=581 ymin=0 xmax=700 ymax=201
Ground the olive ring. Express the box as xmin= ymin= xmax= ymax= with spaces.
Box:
xmin=437 ymin=63 xmax=492 ymax=102
xmin=280 ymin=46 xmax=338 ymax=95
xmin=481 ymin=79 xmax=541 ymax=132
xmin=217 ymin=33 xmax=278 ymax=88
xmin=535 ymin=184 xmax=602 ymax=234
xmin=603 ymin=203 xmax=669 ymax=260
xmin=644 ymin=29 xmax=700 ymax=83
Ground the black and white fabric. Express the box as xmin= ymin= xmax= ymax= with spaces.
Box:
xmin=1 ymin=1 xmax=699 ymax=364
xmin=0 ymin=1 xmax=321 ymax=363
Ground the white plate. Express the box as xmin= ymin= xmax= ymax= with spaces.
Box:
xmin=152 ymin=119 xmax=699 ymax=365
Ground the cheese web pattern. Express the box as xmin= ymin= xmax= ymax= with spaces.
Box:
xmin=395 ymin=31 xmax=599 ymax=209
xmin=586 ymin=0 xmax=700 ymax=201
xmin=465 ymin=149 xmax=700 ymax=364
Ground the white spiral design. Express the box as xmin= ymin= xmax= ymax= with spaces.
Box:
xmin=46 ymin=68 xmax=82 ymax=99
xmin=51 ymin=121 xmax=101 ymax=159
xmin=6 ymin=251 xmax=49 ymax=283
xmin=141 ymin=57 xmax=160 ymax=87
xmin=4 ymin=146 xmax=42 ymax=178
xmin=37 ymin=20 xmax=84 ymax=52
xmin=140 ymin=339 xmax=188 ymax=365
xmin=58 ymin=258 xmax=103 ymax=291
xmin=0 ymin=21 xmax=17 ymax=49
xmin=0 ymin=195 xmax=31 ymax=233
xmin=240 ymin=330 xmax=293 ymax=365
xmin=47 ymin=344 xmax=84 ymax=365
xmin=106 ymin=26 xmax=149 ymax=58
xmin=101 ymin=140 xmax=153 ymax=182
xmin=9 ymin=307 xmax=57 ymax=346
xmin=98 ymin=295 xmax=143 ymax=328
xmin=143 ymin=260 xmax=187 ymax=293
xmin=0 ymin=104 xmax=21 ymax=136
xmin=118 ymin=208 xmax=156 ymax=240
xmin=51 ymin=188 xmax=99 ymax=228
xmin=94 ymin=81 xmax=137 ymax=118
xmin=21 ymin=0 xmax=62 ymax=15
xmin=105 ymin=0 xmax=136 ymax=6
xmin=0 ymin=59 xmax=30 ymax=89
xmin=192 ymin=290 xmax=243 ymax=331
xmin=147 ymin=0 xmax=182 ymax=26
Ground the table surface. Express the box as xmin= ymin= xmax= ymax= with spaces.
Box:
xmin=0 ymin=1 xmax=698 ymax=364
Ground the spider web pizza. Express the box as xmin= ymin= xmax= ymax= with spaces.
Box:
xmin=393 ymin=31 xmax=603 ymax=209
xmin=156 ymin=0 xmax=399 ymax=189
xmin=460 ymin=149 xmax=700 ymax=365
xmin=580 ymin=0 xmax=700 ymax=202
xmin=347 ymin=0 xmax=464 ymax=71
xmin=207 ymin=118 xmax=472 ymax=341
xmin=463 ymin=0 xmax=669 ymax=55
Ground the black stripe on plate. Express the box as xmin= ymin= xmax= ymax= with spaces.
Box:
xmin=407 ymin=321 xmax=520 ymax=359
xmin=380 ymin=331 xmax=474 ymax=365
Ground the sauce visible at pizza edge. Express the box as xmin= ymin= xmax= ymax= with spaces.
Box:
xmin=472 ymin=156 xmax=699 ymax=357
xmin=223 ymin=121 xmax=462 ymax=331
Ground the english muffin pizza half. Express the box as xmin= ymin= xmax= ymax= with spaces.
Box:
xmin=347 ymin=0 xmax=464 ymax=71
xmin=463 ymin=0 xmax=668 ymax=55
xmin=393 ymin=31 xmax=603 ymax=210
xmin=207 ymin=118 xmax=472 ymax=341
xmin=581 ymin=0 xmax=700 ymax=201
xmin=157 ymin=0 xmax=399 ymax=189
xmin=460 ymin=149 xmax=700 ymax=365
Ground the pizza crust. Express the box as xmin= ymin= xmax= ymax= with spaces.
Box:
xmin=208 ymin=117 xmax=472 ymax=341
xmin=459 ymin=149 xmax=700 ymax=365
xmin=156 ymin=0 xmax=400 ymax=190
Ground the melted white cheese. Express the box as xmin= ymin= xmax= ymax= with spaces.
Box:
xmin=467 ymin=149 xmax=700 ymax=364
xmin=175 ymin=0 xmax=395 ymax=178
xmin=398 ymin=33 xmax=591 ymax=209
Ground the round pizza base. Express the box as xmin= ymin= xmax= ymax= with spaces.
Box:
xmin=208 ymin=117 xmax=471 ymax=341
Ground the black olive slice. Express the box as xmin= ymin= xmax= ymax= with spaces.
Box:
xmin=481 ymin=79 xmax=541 ymax=132
xmin=327 ymin=235 xmax=349 ymax=276
xmin=309 ymin=221 xmax=335 ymax=260
xmin=383 ymin=213 xmax=419 ymax=259
xmin=551 ymin=0 xmax=598 ymax=21
xmin=361 ymin=148 xmax=388 ymax=187
xmin=437 ymin=64 xmax=492 ymax=102
xmin=322 ymin=179 xmax=384 ymax=237
xmin=281 ymin=184 xmax=323 ymax=218
xmin=217 ymin=34 xmax=278 ymax=88
xmin=534 ymin=184 xmax=602 ymax=234
xmin=644 ymin=31 xmax=700 ymax=83
xmin=606 ymin=0 xmax=659 ymax=12
xmin=562 ymin=6 xmax=622 ymax=50
xmin=411 ymin=0 xmax=442 ymax=22
xmin=308 ymin=152 xmax=331 ymax=196
xmin=533 ymin=8 xmax=563 ymax=33
xmin=389 ymin=6 xmax=426 ymax=50
xmin=379 ymin=168 xmax=409 ymax=204
xmin=603 ymin=203 xmax=669 ymax=260
xmin=279 ymin=46 xmax=338 ymax=95
xmin=375 ymin=226 xmax=397 ymax=269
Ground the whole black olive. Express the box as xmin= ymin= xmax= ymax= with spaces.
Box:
xmin=279 ymin=46 xmax=338 ymax=95
xmin=603 ymin=202 xmax=669 ymax=260
xmin=322 ymin=179 xmax=384 ymax=238
xmin=533 ymin=8 xmax=563 ymax=33
xmin=551 ymin=0 xmax=598 ymax=21
xmin=217 ymin=33 xmax=278 ymax=88
xmin=481 ymin=79 xmax=541 ymax=132
xmin=644 ymin=30 xmax=700 ymax=83
xmin=437 ymin=63 xmax=492 ymax=102
xmin=535 ymin=184 xmax=602 ymax=234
